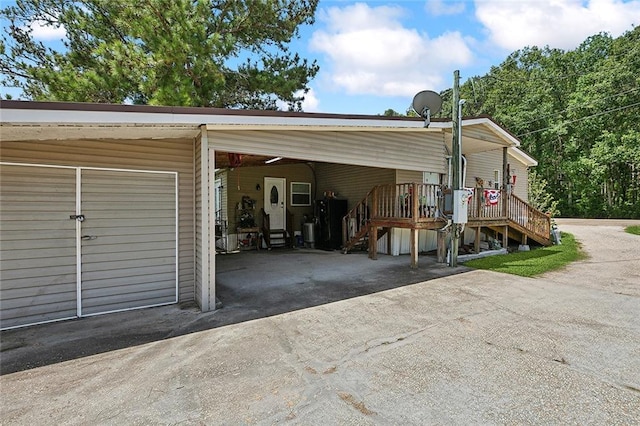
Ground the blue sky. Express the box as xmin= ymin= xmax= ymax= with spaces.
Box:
xmin=2 ymin=0 xmax=639 ymax=115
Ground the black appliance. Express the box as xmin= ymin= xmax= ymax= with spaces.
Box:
xmin=315 ymin=198 xmax=348 ymax=250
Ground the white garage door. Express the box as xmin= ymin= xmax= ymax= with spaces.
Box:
xmin=0 ymin=164 xmax=178 ymax=329
xmin=0 ymin=164 xmax=78 ymax=328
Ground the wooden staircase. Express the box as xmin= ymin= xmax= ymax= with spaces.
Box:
xmin=261 ymin=208 xmax=294 ymax=249
xmin=342 ymin=183 xmax=552 ymax=263
xmin=342 ymin=183 xmax=445 ymax=257
xmin=466 ymin=190 xmax=551 ymax=246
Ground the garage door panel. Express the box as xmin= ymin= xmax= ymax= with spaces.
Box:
xmin=1 ymin=221 xmax=76 ymax=232
xmin=0 ymin=164 xmax=78 ymax=329
xmin=81 ymin=272 xmax=179 ymax=290
xmin=1 ymin=165 xmax=178 ymax=328
xmin=2 ymin=240 xmax=76 ymax=253
xmin=82 ymin=280 xmax=177 ymax=299
xmin=0 ymin=253 xmax=76 ymax=270
xmin=82 ymin=264 xmax=176 ymax=283
xmin=0 ymin=264 xmax=77 ymax=281
xmin=83 ymin=219 xmax=176 ymax=236
xmin=0 ymin=289 xmax=77 ymax=310
xmin=82 ymin=209 xmax=176 ymax=220
xmin=82 ymin=242 xmax=175 ymax=256
xmin=81 ymin=255 xmax=176 ymax=273
xmin=80 ymin=233 xmax=174 ymax=245
xmin=80 ymin=169 xmax=177 ymax=315
xmin=1 ymin=273 xmax=77 ymax=290
xmin=82 ymin=292 xmax=177 ymax=316
xmin=82 ymin=249 xmax=175 ymax=265
xmin=1 ymin=229 xmax=76 ymax=241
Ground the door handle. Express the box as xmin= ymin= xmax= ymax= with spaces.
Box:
xmin=81 ymin=235 xmax=98 ymax=241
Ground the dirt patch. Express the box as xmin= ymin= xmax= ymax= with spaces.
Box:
xmin=338 ymin=392 xmax=376 ymax=416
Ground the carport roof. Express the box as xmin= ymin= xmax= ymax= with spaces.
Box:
xmin=0 ymin=100 xmax=532 ymax=163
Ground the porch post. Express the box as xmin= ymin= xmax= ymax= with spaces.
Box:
xmin=369 ymin=225 xmax=378 ymax=260
xmin=475 ymin=227 xmax=481 ymax=254
xmin=502 ymin=147 xmax=508 ymax=217
xmin=503 ymin=225 xmax=508 ymax=249
xmin=410 ymin=228 xmax=418 ymax=268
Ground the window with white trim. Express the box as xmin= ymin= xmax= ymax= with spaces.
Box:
xmin=290 ymin=182 xmax=311 ymax=206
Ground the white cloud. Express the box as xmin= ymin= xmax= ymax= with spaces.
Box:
xmin=309 ymin=3 xmax=474 ymax=97
xmin=276 ymin=88 xmax=320 ymax=112
xmin=476 ymin=0 xmax=640 ymax=51
xmin=300 ymin=88 xmax=320 ymax=112
xmin=425 ymin=0 xmax=466 ymax=16
xmin=29 ymin=20 xmax=66 ymax=41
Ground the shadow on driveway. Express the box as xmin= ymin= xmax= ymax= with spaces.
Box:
xmin=1 ymin=250 xmax=469 ymax=375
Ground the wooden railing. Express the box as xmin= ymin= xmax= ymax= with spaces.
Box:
xmin=261 ymin=208 xmax=294 ymax=248
xmin=343 ymin=184 xmax=551 ymax=252
xmin=506 ymin=194 xmax=551 ymax=242
xmin=468 ymin=189 xmax=505 ymax=219
xmin=342 ymin=187 xmax=374 ymax=249
xmin=342 ymin=183 xmax=442 ymax=251
xmin=373 ymin=183 xmax=441 ymax=222
xmin=260 ymin=208 xmax=271 ymax=248
xmin=468 ymin=189 xmax=551 ymax=243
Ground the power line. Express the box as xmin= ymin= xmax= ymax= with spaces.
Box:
xmin=517 ymin=86 xmax=640 ymax=127
xmin=517 ymin=101 xmax=640 ymax=137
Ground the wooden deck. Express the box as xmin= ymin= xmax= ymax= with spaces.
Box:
xmin=342 ymin=183 xmax=552 ymax=267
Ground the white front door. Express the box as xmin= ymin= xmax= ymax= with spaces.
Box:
xmin=264 ymin=177 xmax=286 ymax=230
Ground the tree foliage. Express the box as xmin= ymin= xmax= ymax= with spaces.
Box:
xmin=0 ymin=0 xmax=319 ymax=110
xmin=437 ymin=27 xmax=640 ymax=218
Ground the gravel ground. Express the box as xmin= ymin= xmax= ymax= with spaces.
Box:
xmin=1 ymin=218 xmax=638 ymax=425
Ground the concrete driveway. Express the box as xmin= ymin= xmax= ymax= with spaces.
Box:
xmin=1 ymin=219 xmax=639 ymax=424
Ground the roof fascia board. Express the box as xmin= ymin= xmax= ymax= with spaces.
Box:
xmin=461 ymin=117 xmax=521 ymax=147
xmin=2 ymin=107 xmax=439 ymax=129
xmin=509 ymin=147 xmax=538 ymax=167
xmin=205 ymin=124 xmax=442 ymax=132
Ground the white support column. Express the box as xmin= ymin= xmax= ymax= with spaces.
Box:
xmin=198 ymin=126 xmax=216 ymax=312
xmin=198 ymin=128 xmax=210 ymax=311
xmin=207 ymin=144 xmax=216 ymax=311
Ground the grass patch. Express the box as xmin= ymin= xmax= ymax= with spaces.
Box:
xmin=625 ymin=225 xmax=640 ymax=235
xmin=463 ymin=232 xmax=586 ymax=277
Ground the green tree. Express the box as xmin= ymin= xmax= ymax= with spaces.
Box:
xmin=436 ymin=27 xmax=639 ymax=218
xmin=0 ymin=0 xmax=319 ymax=110
xmin=528 ymin=169 xmax=560 ymax=216
xmin=382 ymin=108 xmax=402 ymax=116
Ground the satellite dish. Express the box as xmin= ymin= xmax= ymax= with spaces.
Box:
xmin=412 ymin=90 xmax=443 ymax=127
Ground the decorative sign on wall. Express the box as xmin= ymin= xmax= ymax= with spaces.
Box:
xmin=484 ymin=189 xmax=500 ymax=206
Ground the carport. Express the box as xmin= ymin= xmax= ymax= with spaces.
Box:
xmin=1 ymin=100 xmax=520 ymax=330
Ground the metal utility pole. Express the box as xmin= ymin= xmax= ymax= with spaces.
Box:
xmin=450 ymin=70 xmax=460 ymax=267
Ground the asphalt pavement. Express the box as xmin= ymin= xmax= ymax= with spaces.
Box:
xmin=1 ymin=218 xmax=639 ymax=425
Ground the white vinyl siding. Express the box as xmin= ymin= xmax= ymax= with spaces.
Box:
xmin=315 ymin=163 xmax=395 ymax=211
xmin=208 ymin=130 xmax=447 ymax=172
xmin=0 ymin=139 xmax=195 ymax=303
xmin=465 ymin=149 xmax=530 ymax=201
xmin=0 ymin=164 xmax=78 ymax=328
xmin=395 ymin=170 xmax=423 ymax=184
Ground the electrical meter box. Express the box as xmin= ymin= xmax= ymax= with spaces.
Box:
xmin=452 ymin=190 xmax=469 ymax=223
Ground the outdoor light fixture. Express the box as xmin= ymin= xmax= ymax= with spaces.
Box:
xmin=264 ymin=157 xmax=282 ymax=164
